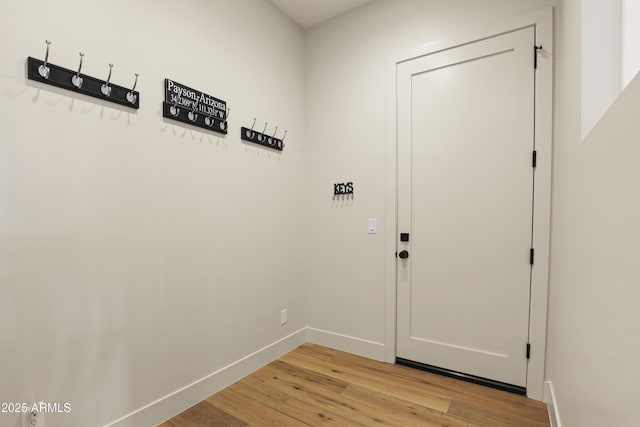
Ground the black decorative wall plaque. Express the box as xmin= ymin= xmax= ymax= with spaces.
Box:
xmin=162 ymin=79 xmax=229 ymax=134
xmin=333 ymin=182 xmax=354 ymax=198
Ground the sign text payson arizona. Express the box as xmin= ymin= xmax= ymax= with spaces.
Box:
xmin=165 ymin=79 xmax=227 ymax=120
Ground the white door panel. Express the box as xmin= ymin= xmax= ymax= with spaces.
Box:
xmin=396 ymin=27 xmax=535 ymax=388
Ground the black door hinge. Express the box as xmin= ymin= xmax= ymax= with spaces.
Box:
xmin=534 ymin=45 xmax=542 ymax=69
xmin=530 ymin=248 xmax=535 ymax=265
xmin=526 ymin=343 xmax=531 ymax=359
xmin=532 ymin=150 xmax=537 ymax=168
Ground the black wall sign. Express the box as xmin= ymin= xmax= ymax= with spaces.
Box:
xmin=334 ymin=182 xmax=354 ymax=197
xmin=162 ymin=79 xmax=228 ymax=134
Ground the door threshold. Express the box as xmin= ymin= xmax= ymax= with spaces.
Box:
xmin=395 ymin=357 xmax=526 ymax=396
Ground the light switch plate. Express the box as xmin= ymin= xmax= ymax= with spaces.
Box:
xmin=368 ymin=219 xmax=377 ymax=234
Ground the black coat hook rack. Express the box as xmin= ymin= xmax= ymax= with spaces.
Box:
xmin=27 ymin=41 xmax=140 ymax=109
xmin=162 ymin=79 xmax=229 ymax=135
xmin=241 ymin=119 xmax=286 ymax=151
xmin=162 ymin=102 xmax=229 ymax=134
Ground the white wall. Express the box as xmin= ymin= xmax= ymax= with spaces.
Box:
xmin=623 ymin=0 xmax=640 ymax=87
xmin=0 ymin=1 xmax=306 ymax=426
xmin=581 ymin=0 xmax=622 ymax=138
xmin=546 ymin=0 xmax=640 ymax=425
xmin=304 ymin=0 xmax=556 ymax=358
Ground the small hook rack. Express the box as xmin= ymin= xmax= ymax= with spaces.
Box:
xmin=241 ymin=120 xmax=286 ymax=151
xmin=27 ymin=40 xmax=140 ymax=109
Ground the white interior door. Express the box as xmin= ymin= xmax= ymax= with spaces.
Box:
xmin=396 ymin=27 xmax=535 ymax=388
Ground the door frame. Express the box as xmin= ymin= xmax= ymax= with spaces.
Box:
xmin=384 ymin=7 xmax=553 ymax=401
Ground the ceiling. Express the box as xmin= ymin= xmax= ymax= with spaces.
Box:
xmin=269 ymin=0 xmax=373 ymax=29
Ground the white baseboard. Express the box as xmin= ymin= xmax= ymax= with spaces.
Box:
xmin=543 ymin=381 xmax=562 ymax=427
xmin=104 ymin=328 xmax=307 ymax=427
xmin=104 ymin=327 xmax=385 ymax=427
xmin=306 ymin=327 xmax=386 ymax=361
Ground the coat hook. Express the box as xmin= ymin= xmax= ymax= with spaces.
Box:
xmin=71 ymin=52 xmax=84 ymax=88
xmin=169 ymin=100 xmax=180 ymax=117
xmin=258 ymin=122 xmax=268 ymax=142
xmin=38 ymin=40 xmax=52 ymax=79
xmin=218 ymin=107 xmax=230 ymax=131
xmin=245 ymin=117 xmax=257 ymax=138
xmin=101 ymin=63 xmax=113 ymax=97
xmin=205 ymin=110 xmax=214 ymax=127
xmin=281 ymin=130 xmax=288 ymax=148
xmin=188 ymin=102 xmax=198 ymax=122
xmin=126 ymin=73 xmax=139 ymax=104
xmin=269 ymin=126 xmax=279 ymax=146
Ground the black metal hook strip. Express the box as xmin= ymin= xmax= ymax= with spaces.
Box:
xmin=162 ymin=102 xmax=228 ymax=134
xmin=240 ymin=127 xmax=283 ymax=151
xmin=27 ymin=57 xmax=140 ymax=109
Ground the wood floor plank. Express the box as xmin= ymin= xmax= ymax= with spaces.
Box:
xmin=280 ymin=348 xmax=452 ymax=413
xmin=447 ymin=399 xmax=550 ymax=427
xmin=271 ymin=381 xmax=401 ymax=426
xmin=265 ymin=359 xmax=351 ymax=396
xmin=160 ymin=344 xmax=550 ymax=427
xmin=340 ymin=384 xmax=474 ymax=427
xmin=158 ymin=401 xmax=247 ymax=427
xmin=206 ymin=387 xmax=307 ymax=427
xmin=277 ymin=396 xmax=366 ymax=426
xmin=229 ymin=377 xmax=291 ymax=410
xmin=327 ymin=344 xmax=548 ymax=422
xmin=293 ymin=342 xmax=340 ymax=361
xmin=259 ymin=361 xmax=449 ymax=427
xmin=261 ymin=361 xmax=443 ymax=426
xmin=259 ymin=364 xmax=393 ymax=426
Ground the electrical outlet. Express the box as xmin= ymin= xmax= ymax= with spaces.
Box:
xmin=23 ymin=403 xmax=45 ymax=427
xmin=280 ymin=309 xmax=288 ymax=325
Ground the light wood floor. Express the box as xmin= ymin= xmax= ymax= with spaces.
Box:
xmin=159 ymin=343 xmax=550 ymax=426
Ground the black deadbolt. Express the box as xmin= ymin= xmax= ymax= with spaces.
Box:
xmin=398 ymin=250 xmax=409 ymax=259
